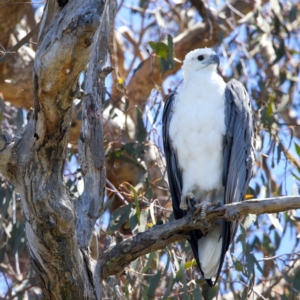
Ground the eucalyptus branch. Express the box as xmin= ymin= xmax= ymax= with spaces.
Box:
xmin=0 ymin=22 xmax=40 ymax=64
xmin=76 ymin=0 xmax=116 ymax=250
xmin=100 ymin=196 xmax=300 ymax=279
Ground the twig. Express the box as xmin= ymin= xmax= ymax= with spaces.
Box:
xmin=106 ymin=179 xmax=129 ymax=205
xmin=0 ymin=22 xmax=40 ymax=64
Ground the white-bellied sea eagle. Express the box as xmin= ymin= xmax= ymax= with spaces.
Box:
xmin=162 ymin=48 xmax=254 ymax=286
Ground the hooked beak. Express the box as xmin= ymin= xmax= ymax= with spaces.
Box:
xmin=206 ymin=54 xmax=220 ymax=67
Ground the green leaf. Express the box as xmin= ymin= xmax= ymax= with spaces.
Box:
xmin=180 ymin=263 xmax=188 ymax=299
xmin=272 ymin=38 xmax=285 ymax=65
xmin=193 ymin=285 xmax=202 ymax=299
xmin=295 ymin=142 xmax=300 ymax=157
xmin=184 ymin=259 xmax=197 ymax=270
xmin=262 ymin=234 xmax=275 ymax=254
xmin=163 ymin=252 xmax=170 ymax=275
xmin=130 ymin=186 xmax=140 ymax=224
xmin=104 ymin=196 xmax=115 ymax=211
xmin=135 ymin=143 xmax=145 ymax=158
xmin=142 ymin=252 xmax=154 ymax=273
xmin=129 ymin=210 xmax=139 ymax=234
xmin=253 ymin=255 xmax=264 ymax=276
xmin=208 ymin=286 xmax=218 ymax=299
xmin=231 ymin=254 xmax=245 ymax=272
xmin=238 ymin=225 xmax=247 ymax=254
xmin=16 ymin=108 xmax=24 ymax=131
xmin=277 ymin=142 xmax=282 ymax=165
xmin=167 ymin=34 xmax=174 ymax=69
xmin=76 ymin=110 xmax=82 ymax=120
xmin=0 ymin=191 xmax=5 ymax=209
xmin=0 ymin=195 xmax=10 ymax=217
xmin=149 ymin=37 xmax=174 ymax=75
xmin=0 ymin=245 xmax=6 ymax=263
xmin=289 ymin=5 xmax=297 ymax=22
xmin=152 ymin=101 xmax=162 ymax=125
xmin=252 ymin=235 xmax=261 ymax=248
xmin=292 ymin=270 xmax=300 ymax=294
xmin=266 ymin=100 xmax=275 ymax=118
xmin=123 ymin=143 xmax=135 ymax=156
xmin=162 ymin=273 xmax=174 ymax=300
xmin=136 ymin=107 xmax=147 ymax=142
xmin=246 ymin=243 xmax=254 ymax=277
xmin=107 ymin=204 xmax=132 ymax=234
xmin=139 ymin=0 xmax=147 ymax=8
xmin=11 ymin=222 xmax=25 ymax=256
xmin=159 ymin=58 xmax=170 ymax=75
xmin=291 ymin=172 xmax=300 ymax=181
xmin=124 ymin=281 xmax=129 ymax=300
xmin=149 ymin=41 xmax=169 ymax=59
xmin=147 ymin=270 xmax=162 ymax=298
xmin=175 ymin=259 xmax=197 ymax=280
xmin=241 ymin=285 xmax=248 ymax=299
xmin=236 ymin=62 xmax=243 ymax=76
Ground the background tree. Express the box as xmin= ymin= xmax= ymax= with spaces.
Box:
xmin=0 ymin=0 xmax=300 ymax=299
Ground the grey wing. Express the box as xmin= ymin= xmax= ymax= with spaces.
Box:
xmin=223 ymin=79 xmax=254 ymax=240
xmin=212 ymin=79 xmax=254 ymax=286
xmin=162 ymin=90 xmax=184 ymax=220
xmin=223 ymin=80 xmax=254 ymax=208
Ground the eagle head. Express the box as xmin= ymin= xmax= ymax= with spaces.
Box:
xmin=182 ymin=48 xmax=220 ymax=81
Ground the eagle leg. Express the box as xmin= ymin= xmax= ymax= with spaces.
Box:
xmin=180 ymin=192 xmax=195 ymax=210
xmin=194 ymin=190 xmax=217 ymax=219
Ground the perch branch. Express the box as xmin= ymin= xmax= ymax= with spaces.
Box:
xmin=100 ymin=196 xmax=300 ymax=279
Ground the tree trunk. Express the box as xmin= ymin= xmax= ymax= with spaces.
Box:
xmin=0 ymin=0 xmax=116 ymax=298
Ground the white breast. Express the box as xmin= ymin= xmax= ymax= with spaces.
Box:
xmin=169 ymin=70 xmax=226 ymax=194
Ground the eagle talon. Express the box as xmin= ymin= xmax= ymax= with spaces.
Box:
xmin=180 ymin=196 xmax=188 ymax=210
xmin=193 ymin=200 xmax=211 ymax=220
xmin=180 ymin=192 xmax=195 ymax=210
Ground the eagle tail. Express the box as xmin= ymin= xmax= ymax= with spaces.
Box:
xmin=197 ymin=225 xmax=223 ymax=280
xmin=189 ymin=220 xmax=231 ymax=286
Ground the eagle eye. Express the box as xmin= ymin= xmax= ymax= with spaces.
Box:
xmin=197 ymin=55 xmax=204 ymax=61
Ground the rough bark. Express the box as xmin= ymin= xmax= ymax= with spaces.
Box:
xmin=99 ymin=196 xmax=300 ymax=280
xmin=0 ymin=0 xmax=116 ymax=299
xmin=76 ymin=2 xmax=116 ymax=249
